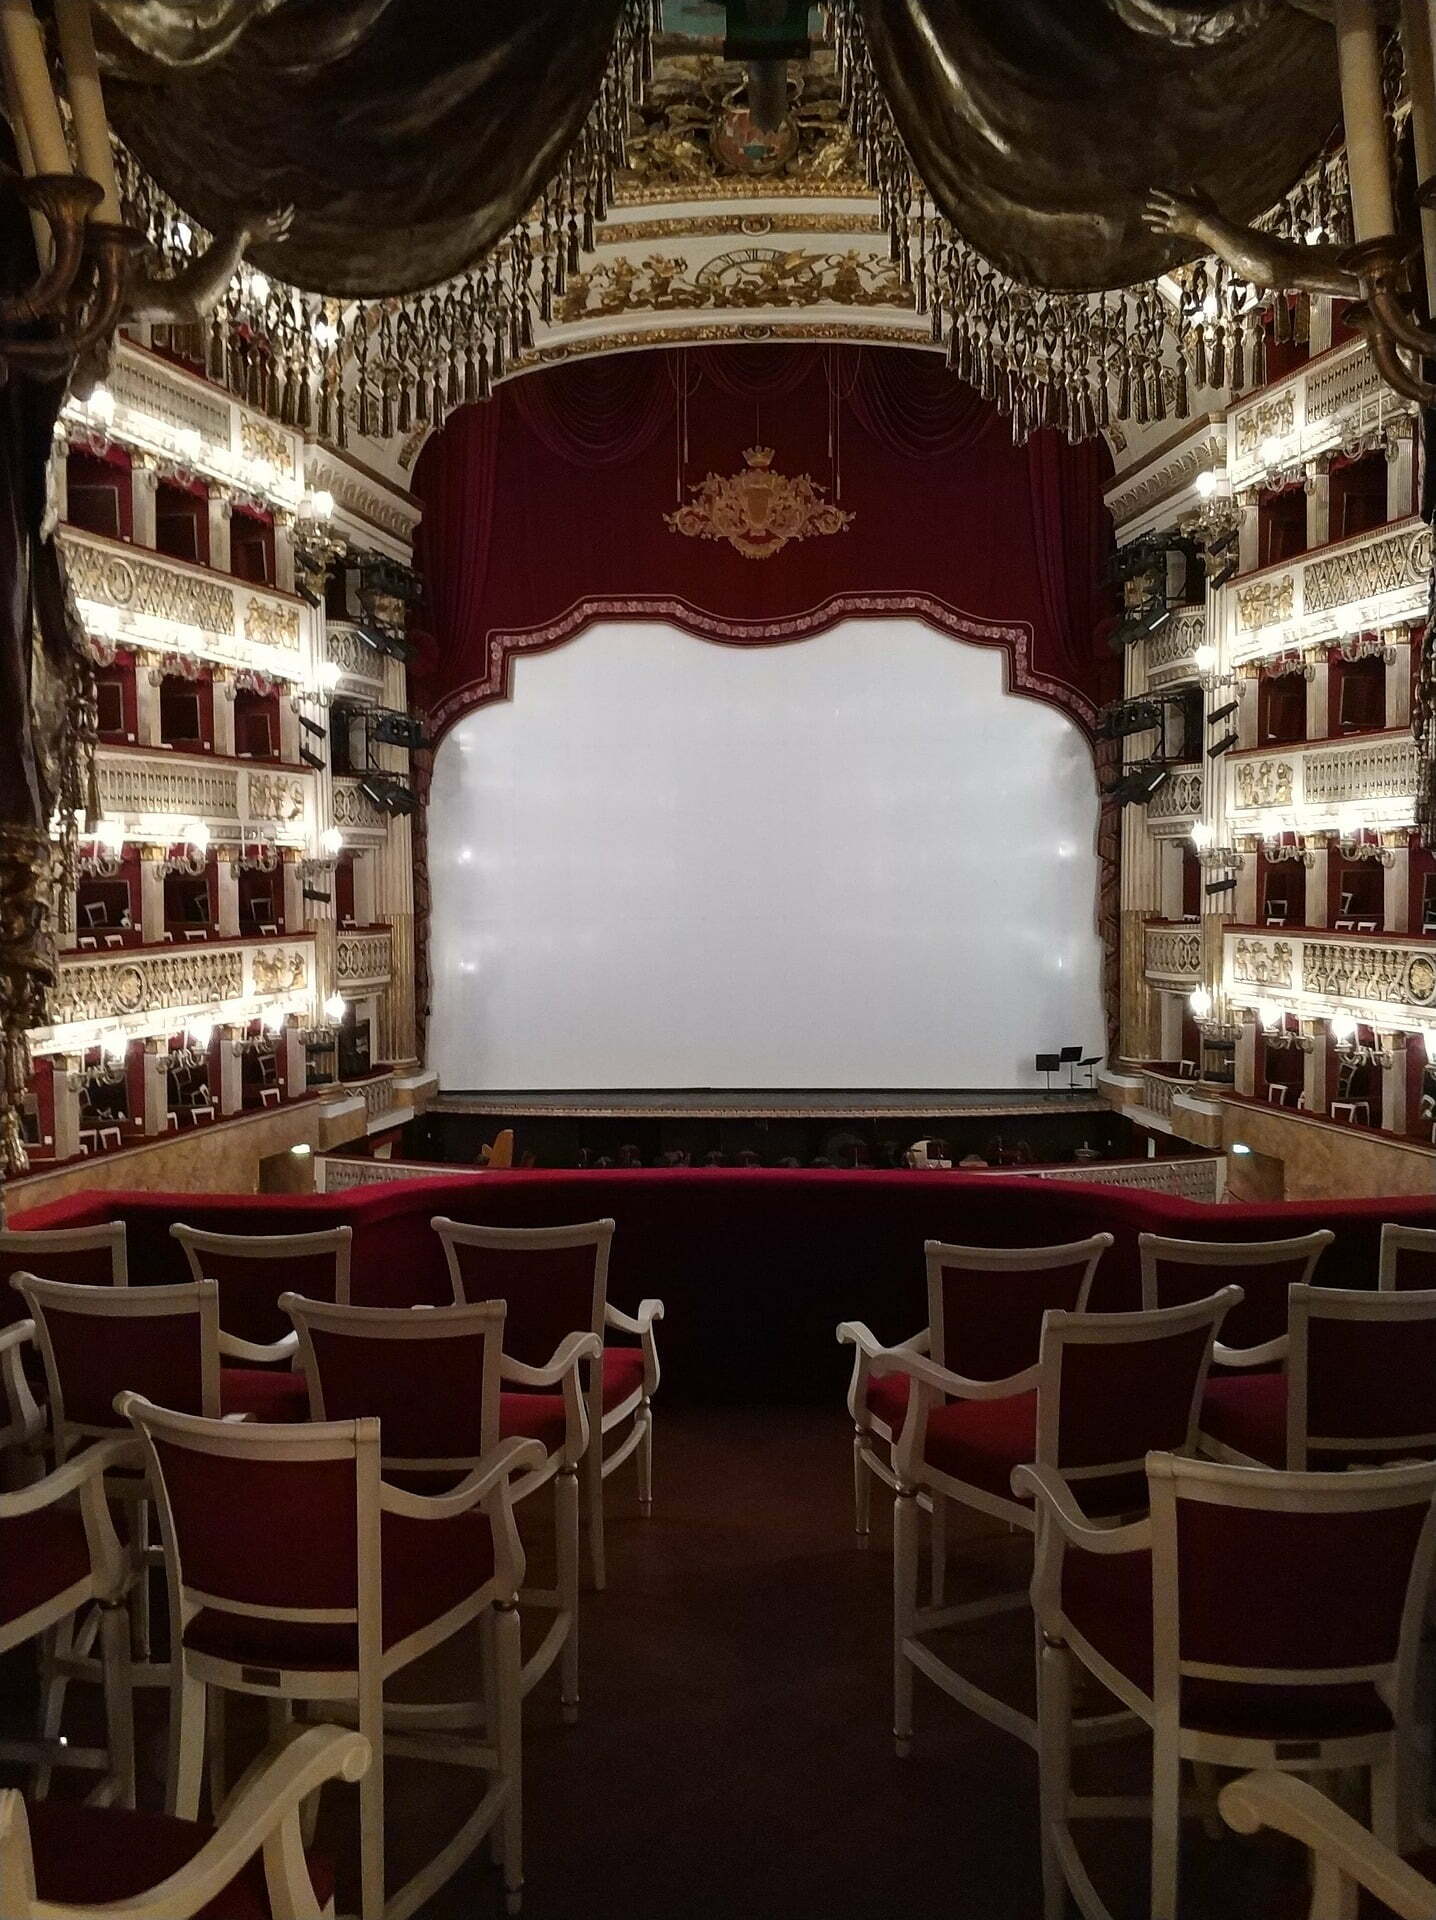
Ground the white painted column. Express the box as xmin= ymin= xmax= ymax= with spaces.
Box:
xmin=1235 ymin=852 xmax=1260 ymax=925
xmin=207 ymin=488 xmax=232 ymax=573
xmin=283 ymin=1020 xmax=308 ymax=1096
xmin=216 ymin=857 xmax=240 ymax=938
xmin=1235 ymin=1011 xmax=1258 ymax=1097
xmin=1387 ymin=424 xmax=1416 ymax=520
xmin=1236 ymin=495 xmax=1260 ymax=575
xmin=1306 ymin=467 xmax=1330 ymax=550
xmin=1236 ymin=675 xmax=1259 ymax=750
xmin=273 ymin=512 xmax=296 ymax=594
xmin=138 ymin=850 xmax=166 ymax=943
xmin=217 ymin=1025 xmax=243 ymax=1115
xmin=1306 ymin=658 xmax=1331 ymax=740
xmin=131 ymin=461 xmax=158 ymax=549
xmin=1302 ymin=1023 xmax=1331 ymax=1116
xmin=211 ymin=678 xmax=236 ymax=757
xmin=1306 ymin=844 xmax=1332 ymax=927
xmin=1384 ymin=850 xmax=1409 ymax=931
xmin=51 ymin=1058 xmax=82 ymax=1163
xmin=1384 ymin=1040 xmax=1409 ymax=1135
xmin=141 ymin=1040 xmax=169 ymax=1136
xmin=1387 ymin=632 xmax=1413 ymax=729
xmin=135 ymin=667 xmax=162 ymax=747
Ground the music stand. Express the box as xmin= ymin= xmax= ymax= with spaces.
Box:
xmin=1078 ymin=1054 xmax=1102 ymax=1089
xmin=1059 ymin=1045 xmax=1083 ymax=1089
xmin=1035 ymin=1052 xmax=1061 ymax=1091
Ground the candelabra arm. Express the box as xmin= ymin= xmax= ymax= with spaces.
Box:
xmin=0 ymin=172 xmax=101 ymax=326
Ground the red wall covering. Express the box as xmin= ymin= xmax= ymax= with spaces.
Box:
xmin=15 ymin=1174 xmax=1435 ymax=1404
xmin=410 ymin=344 xmax=1118 ymax=743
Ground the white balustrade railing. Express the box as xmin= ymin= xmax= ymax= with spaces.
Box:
xmin=1224 ymin=927 xmax=1436 ymax=1023
xmin=1228 ymin=730 xmax=1421 ymax=829
xmin=1228 ymin=335 xmax=1411 ymax=493
xmin=1230 ymin=518 xmax=1430 ymax=660
xmin=1144 ymin=922 xmax=1204 ymax=986
xmin=337 ymin=928 xmax=393 ymax=989
xmin=39 ymin=933 xmax=316 ymax=1046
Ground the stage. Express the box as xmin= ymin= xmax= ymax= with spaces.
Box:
xmin=432 ymin=1088 xmax=1106 ymax=1120
xmin=409 ymin=1086 xmax=1129 ymax=1173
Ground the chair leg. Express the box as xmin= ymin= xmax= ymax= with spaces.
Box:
xmin=557 ymin=1464 xmax=581 ymax=1725
xmin=1151 ymin=1722 xmax=1182 ymax=1920
xmin=930 ymin=1494 xmax=948 ymax=1608
xmin=1371 ymin=1749 xmax=1401 ymax=1852
xmin=132 ymin=1501 xmax=152 ymax=1665
xmin=585 ymin=1438 xmax=606 ymax=1593
xmin=33 ymin=1617 xmax=73 ymax=1800
xmin=357 ymin=1668 xmax=386 ymax=1920
xmin=167 ymin=1670 xmax=206 ymax=1820
xmin=1037 ymin=1636 xmax=1073 ymax=1920
xmin=637 ymin=1399 xmax=654 ymax=1516
xmin=493 ymin=1602 xmax=524 ymax=1915
xmin=97 ymin=1600 xmax=134 ymax=1809
xmin=893 ymin=1484 xmax=920 ymax=1758
xmin=206 ymin=1683 xmax=227 ymax=1815
xmin=853 ymin=1428 xmax=872 ymax=1544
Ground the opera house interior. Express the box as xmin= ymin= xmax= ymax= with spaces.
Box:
xmin=4 ymin=2 xmax=1436 ymax=1915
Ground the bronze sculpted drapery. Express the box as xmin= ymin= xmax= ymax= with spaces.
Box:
xmin=91 ymin=0 xmax=635 ymax=295
xmin=854 ymin=0 xmax=1343 ymax=292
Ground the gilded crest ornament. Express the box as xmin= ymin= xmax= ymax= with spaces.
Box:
xmin=665 ymin=446 xmax=853 ymax=559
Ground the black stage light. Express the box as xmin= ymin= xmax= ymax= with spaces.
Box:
xmin=1096 ymin=699 xmax=1162 ymax=742
xmin=1207 ymin=730 xmax=1239 ymax=759
xmin=1207 ymin=525 xmax=1238 ymax=555
xmin=1106 ymin=763 xmax=1170 ymax=806
xmin=1205 ymin=875 xmax=1239 ymax=895
xmin=297 ymin=582 xmax=322 ymax=609
xmin=299 ymin=714 xmax=327 ymax=739
xmin=1208 ymin=553 xmax=1238 ymax=590
xmin=372 ymin=711 xmax=426 ymax=750
xmin=1207 ymin=699 xmax=1240 ymax=724
xmin=302 ymin=885 xmax=332 ymax=904
xmin=298 ymin=745 xmax=325 ymax=771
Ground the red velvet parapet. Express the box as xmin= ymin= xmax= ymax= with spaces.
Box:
xmin=13 ymin=1173 xmax=1436 ymax=1404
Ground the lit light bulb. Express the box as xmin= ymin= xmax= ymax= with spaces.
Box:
xmin=324 ymin=993 xmax=347 ymax=1021
xmin=189 ymin=1019 xmax=214 ymax=1049
xmin=93 ymin=817 xmax=125 ymax=852
xmin=1190 ymin=823 xmax=1213 ymax=849
xmin=1188 ymin=987 xmax=1212 ymax=1018
xmin=1304 ymin=223 xmax=1324 ymax=245
xmin=248 ymin=269 xmax=271 ymax=303
xmin=317 ymin=661 xmax=343 ymax=691
xmin=313 ymin=319 xmax=339 ymax=349
xmin=1193 ymin=643 xmax=1218 ymax=672
xmin=320 ymin=827 xmax=343 ymax=856
xmin=308 ymin=489 xmax=334 ymax=519
xmin=1329 ymin=1014 xmax=1357 ymax=1045
xmin=88 ymin=385 xmax=114 ymax=424
xmin=181 ymin=819 xmax=210 ymax=850
xmin=1260 ymin=434 xmax=1284 ymax=466
xmin=1201 ymin=293 xmax=1219 ymax=322
xmin=1257 ymin=1000 xmax=1282 ymax=1030
xmin=1194 ymin=470 xmax=1218 ymax=499
xmin=264 ymin=1008 xmax=286 ymax=1035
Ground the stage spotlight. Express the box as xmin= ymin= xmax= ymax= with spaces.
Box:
xmin=1106 ymin=763 xmax=1171 ymax=806
xmin=1207 ymin=699 xmax=1239 ymax=724
xmin=298 ymin=745 xmax=326 ymax=771
xmin=1205 ymin=874 xmax=1239 ymax=895
xmin=1207 ymin=730 xmax=1239 ymax=758
xmin=1096 ymin=698 xmax=1162 ymax=741
xmin=1208 ymin=553 xmax=1238 ymax=589
xmin=372 ymin=710 xmax=427 ymax=750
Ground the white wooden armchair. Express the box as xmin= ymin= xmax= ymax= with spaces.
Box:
xmin=0 ymin=1723 xmax=369 ymax=1920
xmin=1219 ymin=1770 xmax=1436 ymax=1919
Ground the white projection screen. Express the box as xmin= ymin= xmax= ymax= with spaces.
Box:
xmin=428 ymin=619 xmax=1104 ymax=1090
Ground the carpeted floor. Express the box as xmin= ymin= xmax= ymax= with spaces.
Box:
xmin=2 ymin=1407 xmax=1316 ymax=1916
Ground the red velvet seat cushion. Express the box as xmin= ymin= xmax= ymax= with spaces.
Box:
xmin=920 ymin=1393 xmax=1148 ymax=1516
xmin=603 ymin=1345 xmax=645 ymax=1408
xmin=219 ymin=1366 xmax=310 ymax=1423
xmin=1061 ymin=1543 xmax=1393 ymax=1740
xmin=24 ymin=1797 xmax=334 ymax=1918
xmin=1199 ymin=1371 xmax=1287 ymax=1466
xmin=499 ymin=1345 xmax=645 ymax=1454
xmin=0 ymin=1507 xmax=90 ymax=1629
xmin=183 ymin=1508 xmax=494 ymax=1672
xmin=865 ymin=1370 xmax=910 ymax=1435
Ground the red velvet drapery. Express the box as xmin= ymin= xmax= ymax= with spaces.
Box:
xmin=411 ymin=344 xmax=1117 ymax=742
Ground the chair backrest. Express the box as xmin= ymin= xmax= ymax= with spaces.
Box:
xmin=123 ymin=1394 xmax=378 ymax=1667
xmin=170 ymin=1224 xmax=352 ymax=1345
xmin=1288 ymin=1284 xmax=1436 ymax=1470
xmin=1137 ymin=1230 xmax=1333 ymax=1352
xmin=0 ymin=1224 xmax=126 ymax=1328
xmin=13 ymin=1274 xmax=220 ymax=1455
xmin=1147 ymin=1452 xmax=1436 ymax=1712
xmin=284 ymin=1294 xmax=504 ymax=1473
xmin=1038 ymin=1288 xmax=1241 ymax=1505
xmin=1378 ymin=1224 xmax=1436 ymax=1293
xmin=431 ymin=1217 xmax=613 ymax=1369
xmin=925 ymin=1233 xmax=1112 ymax=1381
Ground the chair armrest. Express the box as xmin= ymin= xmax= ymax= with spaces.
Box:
xmin=1219 ymin=1772 xmax=1436 ymax=1920
xmin=604 ymin=1298 xmax=664 ymax=1336
xmin=0 ymin=1318 xmax=42 ymax=1450
xmin=38 ymin=1724 xmax=372 ymax=1919
xmin=870 ymin=1346 xmax=1039 ymax=1403
xmin=380 ymin=1437 xmax=549 ymax=1520
xmin=836 ymin=1320 xmax=930 ymax=1358
xmin=500 ymin=1330 xmax=602 ymax=1390
xmin=0 ymin=1431 xmax=140 ymax=1517
xmin=1213 ymin=1334 xmax=1288 ymax=1369
xmin=0 ymin=1318 xmax=34 ymax=1356
xmin=217 ymin=1329 xmax=299 ymax=1366
xmin=1010 ymin=1463 xmax=1153 ymax=1555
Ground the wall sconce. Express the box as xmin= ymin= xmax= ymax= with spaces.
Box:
xmin=323 ymin=992 xmax=347 ymax=1022
xmin=157 ymin=822 xmax=210 ymax=880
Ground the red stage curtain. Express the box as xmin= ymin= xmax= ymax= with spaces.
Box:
xmin=412 ymin=344 xmax=1117 ymax=740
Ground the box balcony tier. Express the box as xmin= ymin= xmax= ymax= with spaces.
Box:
xmin=60 ymin=524 xmax=317 ymax=679
xmin=94 ymin=746 xmax=314 ymax=845
xmin=326 ymin=622 xmax=390 ymax=697
xmin=36 ymin=933 xmax=317 ymax=1050
xmin=336 ymin=926 xmax=394 ymax=991
xmin=62 ymin=338 xmax=304 ymax=515
xmin=1223 ymin=926 xmax=1436 ymax=1026
xmin=1144 ymin=763 xmax=1204 ymax=836
xmin=1143 ymin=921 xmax=1204 ymax=988
xmin=1229 ymin=516 xmax=1430 ymax=662
xmin=1227 ymin=334 xmax=1415 ymax=494
xmin=1144 ymin=610 xmax=1207 ymax=692
xmin=1227 ymin=729 xmax=1421 ymax=833
xmin=330 ymin=776 xmax=393 ymax=844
